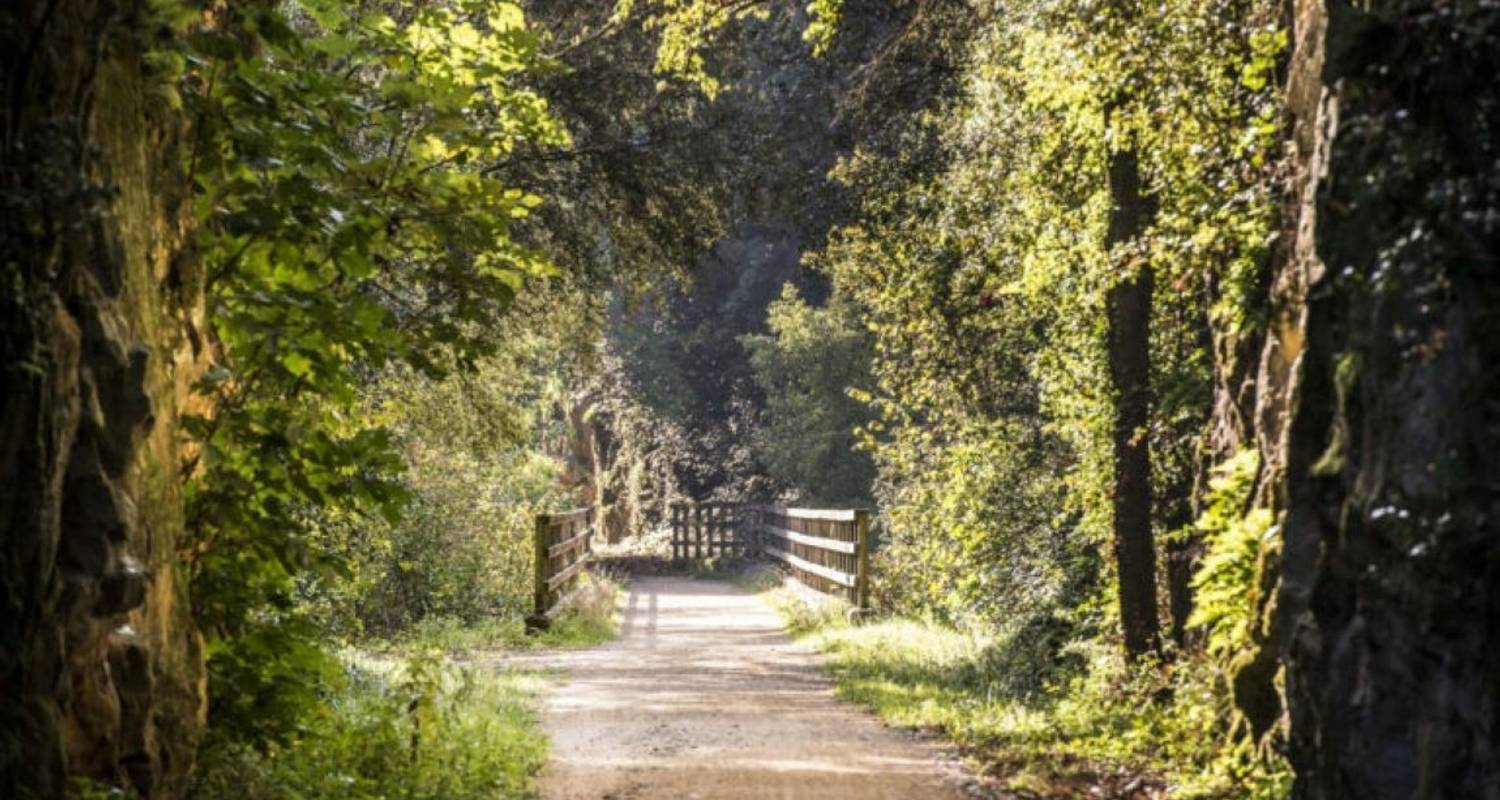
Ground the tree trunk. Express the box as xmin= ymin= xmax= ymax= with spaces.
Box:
xmin=1163 ymin=488 xmax=1199 ymax=650
xmin=1105 ymin=146 xmax=1160 ymax=660
xmin=1 ymin=1 xmax=212 ymax=796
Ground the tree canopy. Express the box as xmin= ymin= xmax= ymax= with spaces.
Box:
xmin=3 ymin=0 xmax=1496 ymax=798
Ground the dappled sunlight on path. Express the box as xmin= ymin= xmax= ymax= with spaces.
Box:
xmin=508 ymin=576 xmax=977 ymax=799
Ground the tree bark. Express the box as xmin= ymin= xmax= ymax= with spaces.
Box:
xmin=1 ymin=1 xmax=212 ymax=796
xmin=1163 ymin=488 xmax=1199 ymax=649
xmin=1105 ymin=146 xmax=1161 ymax=660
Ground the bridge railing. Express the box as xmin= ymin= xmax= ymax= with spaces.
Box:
xmin=755 ymin=505 xmax=871 ymax=611
xmin=669 ymin=501 xmax=751 ymax=559
xmin=527 ymin=506 xmax=594 ymax=631
xmin=670 ymin=501 xmax=872 ymax=612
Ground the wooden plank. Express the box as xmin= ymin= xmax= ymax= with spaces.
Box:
xmin=720 ymin=506 xmax=730 ymax=553
xmin=855 ymin=509 xmax=872 ymax=610
xmin=548 ymin=507 xmax=593 ymax=522
xmin=676 ymin=504 xmax=686 ymax=559
xmin=546 ymin=556 xmax=586 ymax=591
xmin=765 ymin=545 xmax=857 ymax=588
xmin=532 ymin=514 xmax=550 ymax=617
xmin=776 ymin=507 xmax=859 ymax=522
xmin=548 ymin=526 xmax=592 ymax=557
xmin=763 ymin=525 xmax=857 ymax=554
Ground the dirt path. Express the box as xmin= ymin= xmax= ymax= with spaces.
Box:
xmin=512 ymin=575 xmax=975 ymax=800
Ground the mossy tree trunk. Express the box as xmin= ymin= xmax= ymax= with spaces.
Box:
xmin=2 ymin=1 xmax=212 ymax=796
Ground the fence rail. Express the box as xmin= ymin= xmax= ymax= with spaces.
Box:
xmin=669 ymin=502 xmax=751 ymax=559
xmin=671 ymin=501 xmax=872 ymax=611
xmin=528 ymin=507 xmax=594 ymax=631
xmin=757 ymin=505 xmax=871 ymax=610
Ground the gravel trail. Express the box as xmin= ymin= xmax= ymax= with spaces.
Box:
xmin=512 ymin=575 xmax=974 ymax=800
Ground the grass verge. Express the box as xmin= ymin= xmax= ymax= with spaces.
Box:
xmin=752 ymin=575 xmax=1289 ymax=799
xmin=193 ymin=657 xmax=549 ymax=800
xmin=192 ymin=572 xmax=623 ymax=799
xmin=371 ymin=571 xmax=623 ymax=655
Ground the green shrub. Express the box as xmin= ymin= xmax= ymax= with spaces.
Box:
xmin=375 ymin=573 xmax=622 ymax=655
xmin=192 ymin=655 xmax=548 ymax=800
xmin=297 ymin=352 xmax=580 ymax=641
xmin=356 ymin=447 xmax=563 ymax=634
xmin=1188 ymin=450 xmax=1271 ymax=665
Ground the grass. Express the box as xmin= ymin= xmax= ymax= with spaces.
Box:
xmin=751 ymin=577 xmax=1289 ymax=799
xmin=371 ymin=571 xmax=623 ymax=655
xmin=192 ymin=657 xmax=551 ymax=800
xmin=191 ymin=572 xmax=624 ymax=800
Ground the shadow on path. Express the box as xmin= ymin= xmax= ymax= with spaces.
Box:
xmin=507 ymin=576 xmax=977 ymax=800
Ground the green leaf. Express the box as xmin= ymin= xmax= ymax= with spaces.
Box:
xmin=281 ymin=352 xmax=314 ymax=378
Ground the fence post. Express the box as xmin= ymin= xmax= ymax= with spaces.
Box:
xmin=586 ymin=507 xmax=595 ymax=557
xmin=854 ymin=509 xmax=872 ymax=616
xmin=526 ymin=513 xmax=550 ymax=634
xmin=753 ymin=505 xmax=764 ymax=556
xmin=695 ymin=503 xmax=704 ymax=558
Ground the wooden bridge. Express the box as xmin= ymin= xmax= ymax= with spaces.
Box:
xmin=527 ymin=501 xmax=874 ymax=629
xmin=669 ymin=503 xmax=872 ymax=610
xmin=521 ymin=501 xmax=971 ymax=798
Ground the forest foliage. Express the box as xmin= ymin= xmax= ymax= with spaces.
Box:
xmin=729 ymin=0 xmax=1292 ymax=793
xmin=814 ymin=0 xmax=1281 ymax=629
xmin=20 ymin=0 xmax=1489 ymax=796
xmin=741 ymin=285 xmax=875 ymax=506
xmin=126 ymin=2 xmax=635 ymax=787
xmin=156 ymin=0 xmax=586 ymax=751
xmin=162 ymin=0 xmax=1292 ymax=793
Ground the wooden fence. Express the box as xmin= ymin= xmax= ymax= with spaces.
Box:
xmin=527 ymin=507 xmax=594 ymax=631
xmin=756 ymin=506 xmax=871 ymax=610
xmin=671 ymin=501 xmax=872 ymax=611
xmin=669 ymin=501 xmax=752 ymax=559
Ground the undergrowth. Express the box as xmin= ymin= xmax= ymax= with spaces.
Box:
xmin=757 ymin=578 xmax=1290 ymax=798
xmin=192 ymin=573 xmax=621 ymax=799
xmin=192 ymin=656 xmax=548 ymax=800
xmin=372 ymin=572 xmax=622 ymax=655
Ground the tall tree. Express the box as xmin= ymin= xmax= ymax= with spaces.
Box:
xmin=1105 ymin=142 xmax=1161 ymax=659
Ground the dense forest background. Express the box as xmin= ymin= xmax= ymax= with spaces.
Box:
xmin=2 ymin=0 xmax=1495 ymax=799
